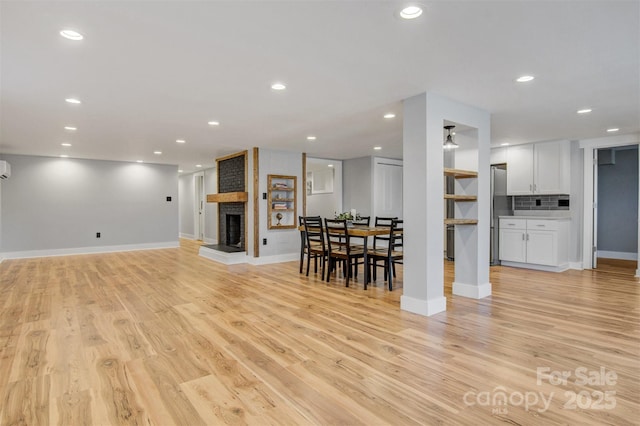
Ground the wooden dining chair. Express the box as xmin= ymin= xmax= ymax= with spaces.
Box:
xmin=372 ymin=216 xmax=397 ymax=278
xmin=368 ymin=219 xmax=403 ymax=290
xmin=324 ymin=218 xmax=365 ymax=287
xmin=303 ymin=216 xmax=327 ymax=277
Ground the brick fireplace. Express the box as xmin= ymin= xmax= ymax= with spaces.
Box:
xmin=205 ymin=152 xmax=248 ymax=253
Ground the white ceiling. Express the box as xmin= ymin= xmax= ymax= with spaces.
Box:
xmin=1 ymin=1 xmax=638 ymax=173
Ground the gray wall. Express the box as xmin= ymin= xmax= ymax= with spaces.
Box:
xmin=0 ymin=155 xmax=178 ymax=253
xmin=597 ymin=146 xmax=639 ymax=253
xmin=342 ymin=156 xmax=372 ymax=216
xmin=259 ymin=148 xmax=303 ymax=257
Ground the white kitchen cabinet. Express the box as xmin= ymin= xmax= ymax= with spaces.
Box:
xmin=499 ymin=217 xmax=569 ymax=271
xmin=506 ymin=141 xmax=570 ymax=195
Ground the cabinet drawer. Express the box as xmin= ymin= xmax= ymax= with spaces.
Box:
xmin=527 ymin=219 xmax=559 ymax=231
xmin=500 ymin=218 xmax=526 ymax=230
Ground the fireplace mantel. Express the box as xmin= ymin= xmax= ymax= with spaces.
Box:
xmin=207 ymin=192 xmax=248 ymax=203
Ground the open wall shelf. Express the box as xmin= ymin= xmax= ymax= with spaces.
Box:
xmin=267 ymin=174 xmax=297 ymax=229
xmin=444 ymin=169 xmax=478 ymax=225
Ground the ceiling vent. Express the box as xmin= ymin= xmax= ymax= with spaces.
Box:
xmin=0 ymin=160 xmax=11 ymax=179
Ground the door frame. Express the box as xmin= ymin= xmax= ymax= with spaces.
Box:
xmin=194 ymin=172 xmax=205 ymax=241
xmin=580 ymin=134 xmax=639 ymax=274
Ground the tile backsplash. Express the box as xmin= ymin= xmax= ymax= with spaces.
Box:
xmin=514 ymin=194 xmax=570 ymax=211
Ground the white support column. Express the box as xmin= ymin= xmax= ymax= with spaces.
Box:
xmin=401 ymin=92 xmax=492 ymax=317
xmin=401 ymin=93 xmax=447 ymax=316
xmin=452 ymin=118 xmax=491 ymax=299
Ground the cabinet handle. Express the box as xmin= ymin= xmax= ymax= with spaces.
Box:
xmin=526 ymin=234 xmax=530 ymax=241
xmin=529 ymin=184 xmax=533 ymax=191
xmin=533 ymin=184 xmax=537 ymax=192
xmin=536 ymin=224 xmax=545 ymax=227
xmin=522 ymin=233 xmax=525 ymax=240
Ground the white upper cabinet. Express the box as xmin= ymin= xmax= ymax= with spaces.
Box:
xmin=506 ymin=140 xmax=570 ymax=195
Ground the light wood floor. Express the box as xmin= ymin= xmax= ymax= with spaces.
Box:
xmin=0 ymin=240 xmax=638 ymax=425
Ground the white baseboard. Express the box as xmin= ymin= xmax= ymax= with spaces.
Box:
xmin=636 ymin=269 xmax=640 ymax=278
xmin=202 ymin=237 xmax=217 ymax=245
xmin=569 ymin=261 xmax=584 ymax=270
xmin=179 ymin=233 xmax=195 ymax=239
xmin=452 ymin=281 xmax=492 ymax=299
xmin=597 ymin=250 xmax=638 ymax=261
xmin=248 ymin=253 xmax=298 ymax=265
xmin=501 ymin=261 xmax=569 ymax=273
xmin=400 ymin=295 xmax=447 ymax=317
xmin=0 ymin=241 xmax=180 ymax=260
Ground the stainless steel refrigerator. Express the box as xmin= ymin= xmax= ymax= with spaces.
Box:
xmin=490 ymin=164 xmax=512 ymax=265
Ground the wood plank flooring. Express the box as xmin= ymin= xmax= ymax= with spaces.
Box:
xmin=0 ymin=240 xmax=638 ymax=425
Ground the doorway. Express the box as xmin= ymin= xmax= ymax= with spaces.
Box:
xmin=582 ymin=137 xmax=639 ymax=275
xmin=194 ymin=172 xmax=205 ymax=241
xmin=595 ymin=146 xmax=638 ymax=266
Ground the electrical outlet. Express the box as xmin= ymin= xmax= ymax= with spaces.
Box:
xmin=96 ymin=232 xmax=101 ymax=238
xmin=166 ymin=196 xmax=172 ymax=202
xmin=262 ymin=192 xmax=267 ymax=200
xmin=263 ymin=238 xmax=267 ymax=245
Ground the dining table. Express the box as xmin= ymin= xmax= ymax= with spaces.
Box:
xmin=298 ymin=224 xmax=394 ymax=288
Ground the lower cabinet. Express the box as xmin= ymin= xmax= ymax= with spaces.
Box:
xmin=499 ymin=218 xmax=569 ymax=271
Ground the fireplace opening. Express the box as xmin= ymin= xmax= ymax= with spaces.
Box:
xmin=226 ymin=214 xmax=242 ymax=248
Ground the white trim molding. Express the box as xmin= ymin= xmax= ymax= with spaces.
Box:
xmin=453 ymin=281 xmax=492 ymax=299
xmin=0 ymin=241 xmax=180 ymax=260
xmin=597 ymin=251 xmax=638 ymax=261
xmin=400 ymin=295 xmax=447 ymax=317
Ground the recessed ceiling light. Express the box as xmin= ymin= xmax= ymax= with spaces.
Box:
xmin=60 ymin=30 xmax=83 ymax=41
xmin=516 ymin=75 xmax=535 ymax=83
xmin=176 ymin=139 xmax=186 ymax=144
xmin=307 ymin=136 xmax=317 ymax=141
xmin=328 ymin=164 xmax=334 ymax=168
xmin=577 ymin=108 xmax=592 ymax=114
xmin=383 ymin=113 xmax=396 ymax=119
xmin=195 ymin=164 xmax=202 ymax=168
xmin=136 ymin=160 xmax=144 ymax=163
xmin=374 ymin=146 xmax=382 ymax=150
xmin=154 ymin=151 xmax=162 ymax=155
xmin=208 ymin=121 xmax=220 ymax=126
xmin=61 ymin=143 xmax=72 ymax=147
xmin=271 ymin=82 xmax=286 ymax=90
xmin=60 ymin=154 xmax=69 ymax=158
xmin=501 ymin=143 xmax=510 ymax=146
xmin=178 ymin=169 xmax=184 ymax=173
xmin=64 ymin=126 xmax=77 ymax=131
xmin=399 ymin=5 xmax=423 ymax=19
xmin=65 ymin=98 xmax=81 ymax=104
xmin=606 ymin=128 xmax=619 ymax=133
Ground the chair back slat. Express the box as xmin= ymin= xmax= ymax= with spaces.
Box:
xmin=389 ymin=219 xmax=403 ymax=255
xmin=324 ymin=218 xmax=350 ymax=254
xmin=303 ymin=216 xmax=325 ymax=250
xmin=374 ymin=216 xmax=398 ymax=246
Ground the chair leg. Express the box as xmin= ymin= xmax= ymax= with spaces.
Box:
xmin=345 ymin=259 xmax=351 ymax=287
xmin=373 ymin=259 xmax=378 ymax=280
xmin=314 ymin=256 xmax=318 ymax=273
xmin=306 ymin=253 xmax=311 ymax=276
xmin=388 ymin=260 xmax=393 ymax=291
